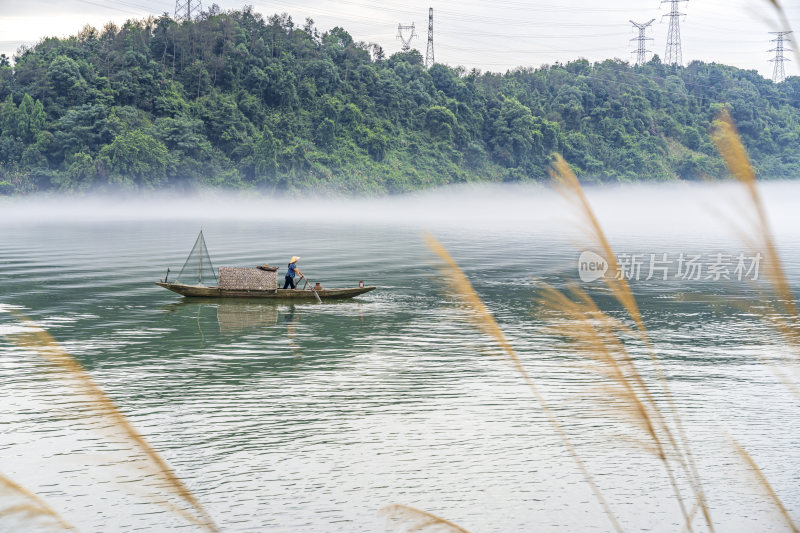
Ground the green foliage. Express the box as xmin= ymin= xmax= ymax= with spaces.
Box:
xmin=425 ymin=106 xmax=457 ymax=141
xmin=98 ymin=130 xmax=171 ymax=188
xmin=0 ymin=95 xmax=18 ymax=136
xmin=315 ymin=118 xmax=336 ymax=148
xmin=48 ymin=55 xmax=83 ymax=95
xmin=364 ymin=129 xmax=387 ymax=162
xmin=1 ymin=9 xmax=799 ymax=195
xmin=254 ymin=125 xmax=278 ymax=184
xmin=1 ymin=93 xmax=46 ymax=143
xmin=53 ymin=152 xmax=97 ymax=191
xmin=17 ymin=94 xmax=47 ymax=142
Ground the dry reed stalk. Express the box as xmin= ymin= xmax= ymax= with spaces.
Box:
xmin=673 ymin=291 xmax=800 ymax=398
xmin=549 ymin=155 xmax=643 ymax=331
xmin=380 ymin=504 xmax=470 ymax=533
xmin=422 ymin=232 xmax=623 ymax=533
xmin=539 ymin=285 xmax=665 ymax=444
xmin=1 ymin=310 xmax=218 ymax=532
xmin=537 ymin=282 xmax=697 ymax=530
xmin=710 ymin=110 xmax=800 ymax=530
xmin=548 ymin=155 xmax=712 ymax=531
xmin=730 ymin=319 xmax=800 ymax=399
xmin=732 ymin=441 xmax=799 ymax=532
xmin=711 ymin=110 xmax=800 ymax=350
xmin=0 ymin=473 xmax=75 ymax=531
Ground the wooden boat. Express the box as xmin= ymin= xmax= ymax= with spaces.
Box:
xmin=156 ymin=281 xmax=376 ymax=300
xmin=157 ymin=231 xmax=375 ymax=301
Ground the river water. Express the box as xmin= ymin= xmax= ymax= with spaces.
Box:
xmin=0 ymin=182 xmax=798 ymax=532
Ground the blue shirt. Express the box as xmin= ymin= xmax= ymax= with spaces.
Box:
xmin=287 ymin=262 xmax=297 ymax=278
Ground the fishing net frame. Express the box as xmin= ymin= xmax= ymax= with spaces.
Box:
xmin=176 ymin=230 xmax=217 ymax=286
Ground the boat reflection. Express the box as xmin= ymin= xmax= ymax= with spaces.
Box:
xmin=161 ymin=298 xmax=283 ymax=335
xmin=216 ymin=302 xmax=279 ymax=334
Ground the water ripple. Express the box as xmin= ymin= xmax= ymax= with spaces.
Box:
xmin=0 ymin=215 xmax=798 ymax=532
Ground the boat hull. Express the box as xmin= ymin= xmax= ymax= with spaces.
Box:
xmin=156 ymin=282 xmax=376 ymax=299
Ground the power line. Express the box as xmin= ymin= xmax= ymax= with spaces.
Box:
xmin=769 ymin=31 xmax=792 ymax=83
xmin=437 ymin=42 xmax=621 ymax=54
xmin=662 ymin=0 xmax=687 ymax=66
xmin=425 ymin=8 xmax=434 ymax=68
xmin=629 ymin=19 xmax=655 ymax=66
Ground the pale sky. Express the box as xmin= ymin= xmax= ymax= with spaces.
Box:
xmin=0 ymin=0 xmax=798 ymax=79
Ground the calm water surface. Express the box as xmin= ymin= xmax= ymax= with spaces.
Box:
xmin=1 ymin=183 xmax=799 ymax=532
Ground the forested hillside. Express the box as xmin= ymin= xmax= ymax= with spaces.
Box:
xmin=1 ymin=6 xmax=799 ymax=195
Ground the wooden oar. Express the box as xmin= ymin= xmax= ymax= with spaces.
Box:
xmin=301 ymin=275 xmax=322 ymax=303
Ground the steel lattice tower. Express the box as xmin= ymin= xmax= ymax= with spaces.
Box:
xmin=630 ymin=19 xmax=655 ymax=66
xmin=425 ymin=8 xmax=434 ymax=68
xmin=397 ymin=23 xmax=417 ymax=52
xmin=175 ymin=0 xmax=202 ymax=22
xmin=769 ymin=31 xmax=792 ymax=83
xmin=662 ymin=0 xmax=687 ymax=66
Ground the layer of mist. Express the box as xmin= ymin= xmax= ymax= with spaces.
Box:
xmin=3 ymin=181 xmax=799 ymax=241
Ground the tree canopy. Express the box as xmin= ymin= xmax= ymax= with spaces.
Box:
xmin=1 ymin=8 xmax=799 ymax=195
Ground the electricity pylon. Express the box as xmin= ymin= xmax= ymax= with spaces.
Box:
xmin=175 ymin=0 xmax=202 ymax=22
xmin=662 ymin=0 xmax=687 ymax=66
xmin=769 ymin=31 xmax=792 ymax=83
xmin=397 ymin=23 xmax=416 ymax=52
xmin=425 ymin=8 xmax=434 ymax=68
xmin=630 ymin=19 xmax=655 ymax=66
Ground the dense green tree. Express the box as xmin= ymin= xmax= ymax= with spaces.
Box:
xmin=98 ymin=130 xmax=171 ymax=188
xmin=1 ymin=8 xmax=799 ymax=195
xmin=254 ymin=125 xmax=278 ymax=183
xmin=55 ymin=152 xmax=97 ymax=191
xmin=48 ymin=56 xmax=83 ymax=94
xmin=425 ymin=106 xmax=457 ymax=141
xmin=0 ymin=95 xmax=18 ymax=136
xmin=315 ymin=118 xmax=335 ymax=148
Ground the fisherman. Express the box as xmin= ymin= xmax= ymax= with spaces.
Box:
xmin=283 ymin=256 xmax=303 ymax=289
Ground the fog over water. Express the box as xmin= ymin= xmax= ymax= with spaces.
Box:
xmin=2 ymin=180 xmax=799 ymax=234
xmin=1 ymin=180 xmax=799 ymax=532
